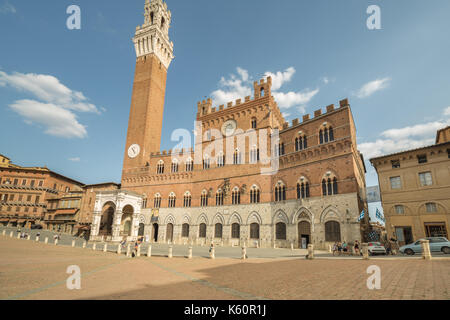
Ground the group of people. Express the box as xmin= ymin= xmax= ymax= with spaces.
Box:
xmin=332 ymin=240 xmax=361 ymax=256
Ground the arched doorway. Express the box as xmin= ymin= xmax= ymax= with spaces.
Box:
xmin=99 ymin=203 xmax=115 ymax=236
xmin=166 ymin=223 xmax=174 ymax=243
xmin=298 ymin=221 xmax=311 ymax=249
xmin=250 ymin=223 xmax=260 ymax=240
xmin=121 ymin=205 xmax=134 ymax=237
xmin=152 ymin=223 xmax=159 ymax=242
xmin=138 ymin=223 xmax=145 ymax=237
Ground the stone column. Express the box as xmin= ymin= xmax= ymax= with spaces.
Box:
xmin=103 ymin=243 xmax=108 ymax=252
xmin=44 ymin=237 xmax=48 ymax=244
xmin=420 ymin=239 xmax=432 ymax=260
xmin=210 ymin=246 xmax=215 ymax=259
xmin=307 ymin=244 xmax=314 ymax=260
xmin=54 ymin=238 xmax=58 ymax=245
xmin=112 ymin=211 xmax=123 ymax=242
xmin=17 ymin=233 xmax=21 ymax=239
xmin=168 ymin=245 xmax=173 ymax=258
xmin=188 ymin=246 xmax=193 ymax=259
xmin=362 ymin=243 xmax=369 ymax=260
xmin=90 ymin=211 xmax=102 ymax=238
xmin=147 ymin=245 xmax=152 ymax=257
xmin=136 ymin=244 xmax=141 ymax=257
xmin=72 ymin=240 xmax=76 ymax=247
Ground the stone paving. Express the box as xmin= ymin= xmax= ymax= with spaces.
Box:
xmin=1 ymin=233 xmax=449 ymax=300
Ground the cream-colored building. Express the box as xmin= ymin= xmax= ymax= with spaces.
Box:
xmin=370 ymin=126 xmax=450 ymax=245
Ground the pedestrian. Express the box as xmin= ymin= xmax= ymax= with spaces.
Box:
xmin=132 ymin=241 xmax=139 ymax=258
xmin=332 ymin=242 xmax=338 ymax=256
xmin=209 ymin=241 xmax=214 ymax=253
xmin=342 ymin=241 xmax=348 ymax=253
xmin=337 ymin=242 xmax=343 ymax=256
xmin=354 ymin=240 xmax=360 ymax=255
xmin=37 ymin=231 xmax=41 ymax=238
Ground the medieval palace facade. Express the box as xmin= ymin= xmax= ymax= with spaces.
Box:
xmin=90 ymin=0 xmax=368 ymax=249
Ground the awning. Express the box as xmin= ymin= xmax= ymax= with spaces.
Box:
xmin=17 ymin=219 xmax=26 ymax=223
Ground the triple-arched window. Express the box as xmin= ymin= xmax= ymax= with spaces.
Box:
xmin=297 ymin=178 xmax=310 ymax=199
xmin=232 ymin=187 xmax=241 ymax=205
xmin=216 ymin=189 xmax=224 ymax=206
xmin=153 ymin=193 xmax=161 ymax=208
xmin=250 ymin=146 xmax=260 ymax=163
xmin=171 ymin=160 xmax=178 ymax=173
xmin=203 ymin=155 xmax=210 ymax=170
xmin=250 ymin=185 xmax=261 ymax=203
xmin=168 ymin=192 xmax=176 ymax=208
xmin=201 ymin=190 xmax=208 ymax=207
xmin=233 ymin=149 xmax=242 ymax=165
xmin=185 ymin=158 xmax=193 ymax=172
xmin=319 ymin=124 xmax=335 ymax=144
xmin=183 ymin=192 xmax=192 ymax=208
xmin=274 ymin=182 xmax=287 ymax=202
xmin=295 ymin=132 xmax=308 ymax=151
xmin=322 ymin=175 xmax=338 ymax=196
xmin=157 ymin=161 xmax=164 ymax=174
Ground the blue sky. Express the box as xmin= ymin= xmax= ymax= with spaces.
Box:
xmin=1 ymin=0 xmax=449 ymax=222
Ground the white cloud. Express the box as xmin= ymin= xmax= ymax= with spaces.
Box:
xmin=211 ymin=67 xmax=318 ymax=112
xmin=0 ymin=1 xmax=16 ymax=14
xmin=355 ymin=77 xmax=391 ymax=99
xmin=68 ymin=157 xmax=81 ymax=162
xmin=264 ymin=67 xmax=296 ymax=91
xmin=444 ymin=106 xmax=450 ymax=116
xmin=9 ymin=99 xmax=88 ymax=139
xmin=359 ymin=110 xmax=450 ymax=159
xmin=0 ymin=71 xmax=100 ymax=114
xmin=273 ymin=89 xmax=319 ymax=109
xmin=322 ymin=77 xmax=329 ymax=84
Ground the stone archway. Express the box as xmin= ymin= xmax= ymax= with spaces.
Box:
xmin=99 ymin=202 xmax=115 ymax=236
xmin=166 ymin=223 xmax=174 ymax=243
xmin=298 ymin=221 xmax=311 ymax=249
xmin=121 ymin=205 xmax=134 ymax=237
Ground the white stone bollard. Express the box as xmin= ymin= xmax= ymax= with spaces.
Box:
xmin=362 ymin=243 xmax=369 ymax=260
xmin=17 ymin=233 xmax=21 ymax=239
xmin=92 ymin=243 xmax=96 ymax=251
xmin=307 ymin=244 xmax=314 ymax=260
xmin=103 ymin=243 xmax=108 ymax=252
xmin=210 ymin=246 xmax=215 ymax=259
xmin=54 ymin=238 xmax=58 ymax=245
xmin=291 ymin=242 xmax=294 ymax=251
xmin=147 ymin=245 xmax=152 ymax=257
xmin=2 ymin=230 xmax=5 ymax=236
xmin=136 ymin=245 xmax=141 ymax=257
xmin=10 ymin=231 xmax=13 ymax=238
xmin=188 ymin=246 xmax=193 ymax=259
xmin=168 ymin=245 xmax=173 ymax=258
xmin=44 ymin=237 xmax=48 ymax=244
xmin=27 ymin=235 xmax=31 ymax=240
xmin=117 ymin=244 xmax=122 ymax=255
xmin=420 ymin=239 xmax=432 ymax=260
xmin=36 ymin=236 xmax=39 ymax=242
xmin=126 ymin=244 xmax=131 ymax=257
xmin=241 ymin=246 xmax=247 ymax=260
xmin=328 ymin=245 xmax=332 ymax=253
xmin=72 ymin=240 xmax=76 ymax=247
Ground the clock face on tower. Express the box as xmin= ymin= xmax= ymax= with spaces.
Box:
xmin=128 ymin=144 xmax=141 ymax=159
xmin=221 ymin=120 xmax=237 ymax=137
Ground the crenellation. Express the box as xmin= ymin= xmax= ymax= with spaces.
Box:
xmin=326 ymin=104 xmax=335 ymax=113
xmin=314 ymin=109 xmax=322 ymax=118
xmin=339 ymin=98 xmax=349 ymax=108
xmin=292 ymin=118 xmax=299 ymax=126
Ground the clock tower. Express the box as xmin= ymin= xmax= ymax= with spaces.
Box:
xmin=122 ymin=0 xmax=174 ymax=177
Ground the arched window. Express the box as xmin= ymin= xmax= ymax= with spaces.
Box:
xmin=216 ymin=189 xmax=224 ymax=206
xmin=297 ymin=179 xmax=310 ymax=199
xmin=182 ymin=224 xmax=190 ymax=238
xmin=322 ymin=173 xmax=338 ymax=196
xmin=154 ymin=194 xmax=161 ymax=208
xmin=199 ymin=223 xmax=207 ymax=238
xmin=183 ymin=192 xmax=192 ymax=208
xmin=250 ymin=223 xmax=260 ymax=239
xmin=324 ymin=128 xmax=329 ymax=143
xmin=320 ymin=124 xmax=334 ymax=144
xmin=217 ymin=153 xmax=225 ymax=167
xmin=150 ymin=12 xmax=154 ymax=25
xmin=250 ymin=185 xmax=260 ymax=203
xmin=295 ymin=132 xmax=308 ymax=151
xmin=325 ymin=221 xmax=341 ymax=242
xmin=233 ymin=149 xmax=242 ymax=165
xmin=260 ymin=87 xmax=265 ymax=97
xmin=426 ymin=202 xmax=437 ymax=213
xmin=332 ymin=177 xmax=338 ymax=195
xmin=161 ymin=17 xmax=165 ymax=29
xmin=215 ymin=223 xmax=223 ymax=238
xmin=168 ymin=192 xmax=176 ymax=208
xmin=274 ymin=182 xmax=286 ymax=202
xmin=231 ymin=223 xmax=240 ymax=239
xmin=185 ymin=158 xmax=193 ymax=172
xmin=203 ymin=155 xmax=210 ymax=170
xmin=201 ymin=190 xmax=208 ymax=207
xmin=329 ymin=127 xmax=334 ymax=141
xmin=171 ymin=160 xmax=178 ymax=173
xmin=232 ymin=187 xmax=241 ymax=205
xmin=278 ymin=142 xmax=285 ymax=156
xmin=251 ymin=117 xmax=257 ymax=129
xmin=319 ymin=130 xmax=324 ymax=144
xmin=276 ymin=222 xmax=286 ymax=240
xmin=157 ymin=161 xmax=164 ymax=174
xmin=250 ymin=146 xmax=259 ymax=164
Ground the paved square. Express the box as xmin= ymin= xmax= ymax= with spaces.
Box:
xmin=0 ymin=237 xmax=449 ymax=300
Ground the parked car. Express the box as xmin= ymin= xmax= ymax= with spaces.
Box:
xmin=400 ymin=237 xmax=450 ymax=255
xmin=31 ymin=224 xmax=43 ymax=230
xmin=368 ymin=242 xmax=386 ymax=255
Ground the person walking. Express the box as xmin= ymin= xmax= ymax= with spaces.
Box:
xmin=354 ymin=240 xmax=360 ymax=255
xmin=332 ymin=242 xmax=338 ymax=256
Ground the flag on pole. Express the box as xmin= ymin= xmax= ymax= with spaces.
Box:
xmin=375 ymin=208 xmax=385 ymax=222
xmin=357 ymin=210 xmax=365 ymax=222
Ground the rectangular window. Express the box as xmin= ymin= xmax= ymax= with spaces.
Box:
xmin=417 ymin=154 xmax=427 ymax=164
xmin=390 ymin=176 xmax=401 ymax=190
xmin=395 ymin=205 xmax=405 ymax=214
xmin=426 ymin=203 xmax=437 ymax=213
xmin=18 ymin=195 xmax=23 ymax=202
xmin=27 ymin=195 xmax=32 ymax=202
xmin=35 ymin=196 xmax=40 ymax=204
xmin=30 ymin=180 xmax=35 ymax=187
xmin=22 ymin=180 xmax=27 ymax=186
xmin=9 ymin=194 xmax=14 ymax=201
xmin=38 ymin=181 xmax=43 ymax=187
xmin=391 ymin=160 xmax=400 ymax=169
xmin=419 ymin=172 xmax=433 ymax=186
xmin=13 ymin=179 xmax=18 ymax=185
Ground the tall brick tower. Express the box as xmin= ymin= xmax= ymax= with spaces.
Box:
xmin=122 ymin=0 xmax=174 ymax=175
